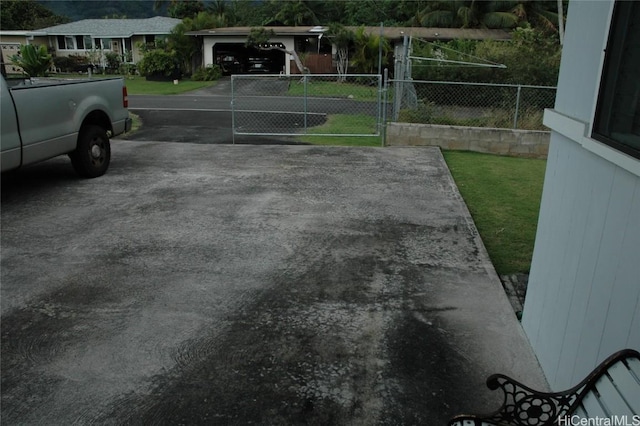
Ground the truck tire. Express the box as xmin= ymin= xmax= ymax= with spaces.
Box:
xmin=70 ymin=125 xmax=111 ymax=178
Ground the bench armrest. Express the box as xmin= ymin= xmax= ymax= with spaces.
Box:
xmin=447 ymin=349 xmax=640 ymax=426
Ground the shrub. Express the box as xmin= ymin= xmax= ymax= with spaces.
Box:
xmin=137 ymin=49 xmax=180 ymax=79
xmin=104 ymin=51 xmax=121 ymax=74
xmin=53 ymin=56 xmax=75 ymax=72
xmin=9 ymin=44 xmax=52 ymax=77
xmin=191 ymin=65 xmax=222 ymax=81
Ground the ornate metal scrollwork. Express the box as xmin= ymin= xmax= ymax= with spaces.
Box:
xmin=448 ymin=349 xmax=640 ymax=426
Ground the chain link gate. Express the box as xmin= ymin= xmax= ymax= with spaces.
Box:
xmin=231 ymin=74 xmax=384 ymax=143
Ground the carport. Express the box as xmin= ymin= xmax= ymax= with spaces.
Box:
xmin=187 ymin=27 xmax=326 ymax=74
xmin=0 ymin=142 xmax=546 ymax=424
xmin=213 ymin=42 xmax=286 ymax=75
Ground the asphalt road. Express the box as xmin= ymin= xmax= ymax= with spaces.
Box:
xmin=0 ymin=142 xmax=547 ymax=424
xmin=126 ymin=78 xmax=382 ymax=144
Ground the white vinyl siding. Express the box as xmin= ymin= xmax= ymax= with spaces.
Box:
xmin=522 ymin=0 xmax=640 ymax=391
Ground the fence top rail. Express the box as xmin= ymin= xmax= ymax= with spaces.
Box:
xmin=389 ymin=79 xmax=557 ymax=90
xmin=232 ymin=74 xmax=382 ymax=79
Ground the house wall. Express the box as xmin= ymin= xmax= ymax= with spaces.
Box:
xmin=131 ymin=35 xmax=146 ymax=63
xmin=522 ymin=0 xmax=640 ymax=390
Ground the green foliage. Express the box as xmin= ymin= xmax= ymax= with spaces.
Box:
xmin=31 ymin=0 xmax=567 ymax=31
xmin=167 ymin=0 xmax=205 ymax=19
xmin=52 ymin=54 xmax=92 ymax=73
xmin=246 ymin=28 xmax=277 ymax=48
xmin=104 ymin=51 xmax=122 ymax=73
xmin=191 ymin=65 xmax=222 ymax=81
xmin=411 ymin=27 xmax=561 ymax=86
xmin=137 ymin=49 xmax=180 ymax=78
xmin=350 ymin=26 xmax=391 ymax=74
xmin=9 ymin=44 xmax=52 ymax=77
xmin=398 ymin=101 xmax=435 ymax=123
xmin=52 ymin=56 xmax=76 ymax=72
xmin=0 ymin=0 xmax=69 ymax=30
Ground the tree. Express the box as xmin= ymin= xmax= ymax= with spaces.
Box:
xmin=350 ymin=27 xmax=390 ymax=75
xmin=325 ymin=24 xmax=353 ymax=82
xmin=406 ymin=0 xmax=564 ymax=33
xmin=154 ymin=0 xmax=204 ymax=19
xmin=263 ymin=0 xmax=319 ymax=26
xmin=508 ymin=0 xmax=563 ymax=34
xmin=0 ymin=0 xmax=68 ymax=30
xmin=169 ymin=11 xmax=225 ymax=74
xmin=9 ymin=44 xmax=52 ymax=77
xmin=246 ymin=27 xmax=308 ymax=74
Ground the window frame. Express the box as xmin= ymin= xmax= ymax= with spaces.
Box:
xmin=591 ymin=0 xmax=640 ymax=160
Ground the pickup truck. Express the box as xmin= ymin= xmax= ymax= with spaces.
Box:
xmin=1 ymin=74 xmax=132 ymax=178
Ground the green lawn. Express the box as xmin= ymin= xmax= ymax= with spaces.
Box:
xmin=442 ymin=151 xmax=546 ymax=275
xmin=48 ymin=74 xmax=217 ymax=95
xmin=120 ymin=75 xmax=217 ymax=95
xmin=297 ymin=114 xmax=382 ymax=146
xmin=288 ymin=80 xmax=381 ymax=102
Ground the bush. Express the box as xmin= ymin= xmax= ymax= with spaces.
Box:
xmin=137 ymin=49 xmax=180 ymax=79
xmin=104 ymin=51 xmax=121 ymax=74
xmin=191 ymin=65 xmax=222 ymax=81
xmin=9 ymin=44 xmax=52 ymax=77
xmin=53 ymin=56 xmax=75 ymax=72
xmin=53 ymin=54 xmax=96 ymax=73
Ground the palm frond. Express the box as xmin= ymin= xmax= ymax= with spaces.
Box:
xmin=482 ymin=12 xmax=519 ymax=29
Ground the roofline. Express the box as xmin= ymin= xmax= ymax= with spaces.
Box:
xmin=187 ymin=26 xmax=511 ymax=41
xmin=43 ymin=31 xmax=174 ymax=37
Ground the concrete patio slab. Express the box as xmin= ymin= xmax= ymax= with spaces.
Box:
xmin=1 ymin=142 xmax=547 ymax=424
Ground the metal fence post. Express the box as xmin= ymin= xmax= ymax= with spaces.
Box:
xmin=513 ymin=84 xmax=522 ymax=129
xmin=231 ymin=75 xmax=236 ymax=144
xmin=303 ymin=74 xmax=308 ymax=134
xmin=382 ymin=69 xmax=388 ymax=146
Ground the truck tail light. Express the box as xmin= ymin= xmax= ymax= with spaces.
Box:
xmin=122 ymin=86 xmax=129 ymax=108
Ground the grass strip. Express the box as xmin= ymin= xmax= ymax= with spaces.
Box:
xmin=297 ymin=114 xmax=382 ymax=147
xmin=44 ymin=74 xmax=217 ymax=95
xmin=442 ymin=150 xmax=546 ymax=275
xmin=287 ymin=80 xmax=380 ymax=102
xmin=120 ymin=75 xmax=217 ymax=95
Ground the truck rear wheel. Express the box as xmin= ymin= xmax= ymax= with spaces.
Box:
xmin=70 ymin=125 xmax=111 ymax=178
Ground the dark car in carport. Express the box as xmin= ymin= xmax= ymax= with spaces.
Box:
xmin=247 ymin=57 xmax=271 ymax=73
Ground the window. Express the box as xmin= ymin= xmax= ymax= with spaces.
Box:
xmin=57 ymin=35 xmax=75 ymax=50
xmin=592 ymin=1 xmax=640 ymax=159
xmin=75 ymin=36 xmax=84 ymax=49
xmin=84 ymin=36 xmax=93 ymax=50
xmin=57 ymin=35 xmax=76 ymax=50
xmin=65 ymin=36 xmax=75 ymax=49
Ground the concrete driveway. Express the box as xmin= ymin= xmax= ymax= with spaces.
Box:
xmin=0 ymin=142 xmax=546 ymax=424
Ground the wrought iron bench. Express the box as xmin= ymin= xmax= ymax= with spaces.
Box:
xmin=448 ymin=349 xmax=640 ymax=426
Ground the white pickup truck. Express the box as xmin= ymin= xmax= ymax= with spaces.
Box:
xmin=1 ymin=74 xmax=131 ymax=178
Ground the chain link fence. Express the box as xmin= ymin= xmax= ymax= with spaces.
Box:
xmin=231 ymin=74 xmax=383 ymax=140
xmin=387 ymin=80 xmax=556 ymax=130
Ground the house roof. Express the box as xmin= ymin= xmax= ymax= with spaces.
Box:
xmin=37 ymin=16 xmax=182 ymax=38
xmin=188 ymin=26 xmax=511 ymax=41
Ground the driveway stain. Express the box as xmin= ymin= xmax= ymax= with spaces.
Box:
xmin=1 ymin=144 xmax=546 ymax=424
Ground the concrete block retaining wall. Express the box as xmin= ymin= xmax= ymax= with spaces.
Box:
xmin=385 ymin=122 xmax=550 ymax=159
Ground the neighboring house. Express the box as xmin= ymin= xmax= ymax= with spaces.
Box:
xmin=522 ymin=0 xmax=639 ymax=390
xmin=0 ymin=30 xmax=48 ymax=74
xmin=188 ymin=26 xmax=510 ymax=75
xmin=1 ymin=16 xmax=181 ymax=70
